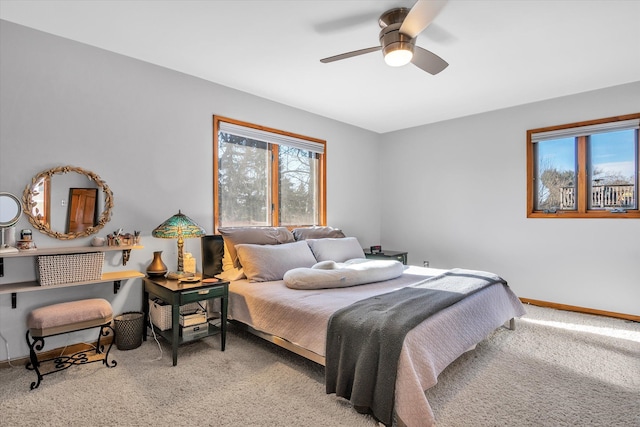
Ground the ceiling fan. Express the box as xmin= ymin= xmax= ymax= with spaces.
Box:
xmin=320 ymin=0 xmax=449 ymax=75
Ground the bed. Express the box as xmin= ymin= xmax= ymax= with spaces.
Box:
xmin=203 ymin=228 xmax=526 ymax=427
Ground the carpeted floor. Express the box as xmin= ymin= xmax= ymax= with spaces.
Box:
xmin=1 ymin=304 xmax=638 ymax=426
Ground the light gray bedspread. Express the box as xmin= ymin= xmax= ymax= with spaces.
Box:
xmin=228 ymin=266 xmax=526 ymax=426
xmin=325 ymin=269 xmax=507 ymax=426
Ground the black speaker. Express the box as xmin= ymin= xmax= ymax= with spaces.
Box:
xmin=201 ymin=235 xmax=224 ymax=279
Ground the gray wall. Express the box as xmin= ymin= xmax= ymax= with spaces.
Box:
xmin=379 ymin=81 xmax=640 ymax=316
xmin=0 ymin=21 xmax=382 ymax=360
xmin=0 ymin=20 xmax=638 ymax=361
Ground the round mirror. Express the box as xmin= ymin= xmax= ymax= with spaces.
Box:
xmin=22 ymin=166 xmax=114 ymax=240
xmin=0 ymin=192 xmax=22 ymax=227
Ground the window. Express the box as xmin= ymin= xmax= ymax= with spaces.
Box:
xmin=213 ymin=116 xmax=326 ymax=230
xmin=527 ymin=113 xmax=639 ymax=218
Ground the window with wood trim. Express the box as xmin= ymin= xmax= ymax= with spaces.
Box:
xmin=527 ymin=113 xmax=640 ymax=218
xmin=213 ymin=116 xmax=326 ymax=230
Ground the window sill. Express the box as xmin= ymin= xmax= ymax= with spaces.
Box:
xmin=528 ymin=211 xmax=640 ymax=219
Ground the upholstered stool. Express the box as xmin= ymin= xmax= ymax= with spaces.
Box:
xmin=25 ymin=298 xmax=117 ymax=389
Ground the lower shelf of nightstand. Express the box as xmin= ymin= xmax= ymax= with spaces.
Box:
xmin=154 ymin=321 xmax=223 ymax=345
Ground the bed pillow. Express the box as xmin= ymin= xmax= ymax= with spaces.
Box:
xmin=212 ymin=240 xmax=246 ymax=281
xmin=218 ymin=226 xmax=295 ymax=268
xmin=292 ymin=226 xmax=345 ymax=241
xmin=284 ymin=259 xmax=404 ymax=290
xmin=216 ymin=265 xmax=246 ymax=281
xmin=311 ymin=260 xmax=338 ymax=270
xmin=221 ymin=241 xmax=234 ymax=271
xmin=306 ymin=237 xmax=366 ymax=263
xmin=236 ymin=240 xmax=317 ymax=282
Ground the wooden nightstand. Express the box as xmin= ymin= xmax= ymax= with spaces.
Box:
xmin=142 ymin=276 xmax=229 ymax=366
xmin=364 ymin=249 xmax=408 ymax=265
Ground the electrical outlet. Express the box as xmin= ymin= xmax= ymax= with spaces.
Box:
xmin=423 ymin=261 xmax=429 ymax=267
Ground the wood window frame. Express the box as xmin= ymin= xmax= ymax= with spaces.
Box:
xmin=527 ymin=113 xmax=640 ymax=219
xmin=213 ymin=115 xmax=327 ymax=231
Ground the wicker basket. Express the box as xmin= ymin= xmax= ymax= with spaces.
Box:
xmin=149 ymin=298 xmax=204 ymax=331
xmin=36 ymin=252 xmax=104 ymax=286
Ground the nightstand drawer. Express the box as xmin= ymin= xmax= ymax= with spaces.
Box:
xmin=180 ymin=285 xmax=227 ymax=304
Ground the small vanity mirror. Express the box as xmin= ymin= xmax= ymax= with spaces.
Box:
xmin=0 ymin=192 xmax=22 ymax=227
xmin=0 ymin=192 xmax=22 ymax=252
xmin=23 ymin=166 xmax=113 ymax=240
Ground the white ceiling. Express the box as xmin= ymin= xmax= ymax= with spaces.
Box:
xmin=1 ymin=0 xmax=639 ymax=134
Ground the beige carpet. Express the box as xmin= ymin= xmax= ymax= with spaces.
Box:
xmin=0 ymin=305 xmax=638 ymax=426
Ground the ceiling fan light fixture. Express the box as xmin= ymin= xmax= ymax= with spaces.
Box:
xmin=383 ymin=41 xmax=414 ymax=67
xmin=380 ymin=18 xmax=416 ymax=68
xmin=384 ymin=46 xmax=413 ymax=67
xmin=320 ymin=3 xmax=449 ymax=74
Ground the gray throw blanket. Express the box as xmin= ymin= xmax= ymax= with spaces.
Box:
xmin=325 ymin=269 xmax=507 ymax=426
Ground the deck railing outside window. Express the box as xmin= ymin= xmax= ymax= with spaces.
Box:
xmin=560 ymin=184 xmax=635 ymax=209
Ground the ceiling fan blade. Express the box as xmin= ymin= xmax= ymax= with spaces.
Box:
xmin=421 ymin=22 xmax=457 ymax=45
xmin=320 ymin=46 xmax=381 ymax=63
xmin=400 ymin=0 xmax=448 ymax=39
xmin=411 ymin=46 xmax=449 ymax=75
xmin=314 ymin=11 xmax=380 ymax=34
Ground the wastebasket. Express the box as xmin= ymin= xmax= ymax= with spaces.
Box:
xmin=114 ymin=311 xmax=144 ymax=350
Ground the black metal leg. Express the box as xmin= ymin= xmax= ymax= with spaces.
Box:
xmin=24 ymin=323 xmax=117 ymax=390
xmin=97 ymin=325 xmax=117 ymax=368
xmin=25 ymin=331 xmax=45 ymax=390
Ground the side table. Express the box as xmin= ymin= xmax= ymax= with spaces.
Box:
xmin=142 ymin=276 xmax=229 ymax=366
xmin=363 ymin=249 xmax=408 ymax=265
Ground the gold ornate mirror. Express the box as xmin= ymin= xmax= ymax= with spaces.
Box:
xmin=22 ymin=166 xmax=114 ymax=240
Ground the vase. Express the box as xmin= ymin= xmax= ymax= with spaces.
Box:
xmin=146 ymin=251 xmax=168 ymax=277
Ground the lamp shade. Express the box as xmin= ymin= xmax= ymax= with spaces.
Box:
xmin=152 ymin=210 xmax=205 ymax=239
